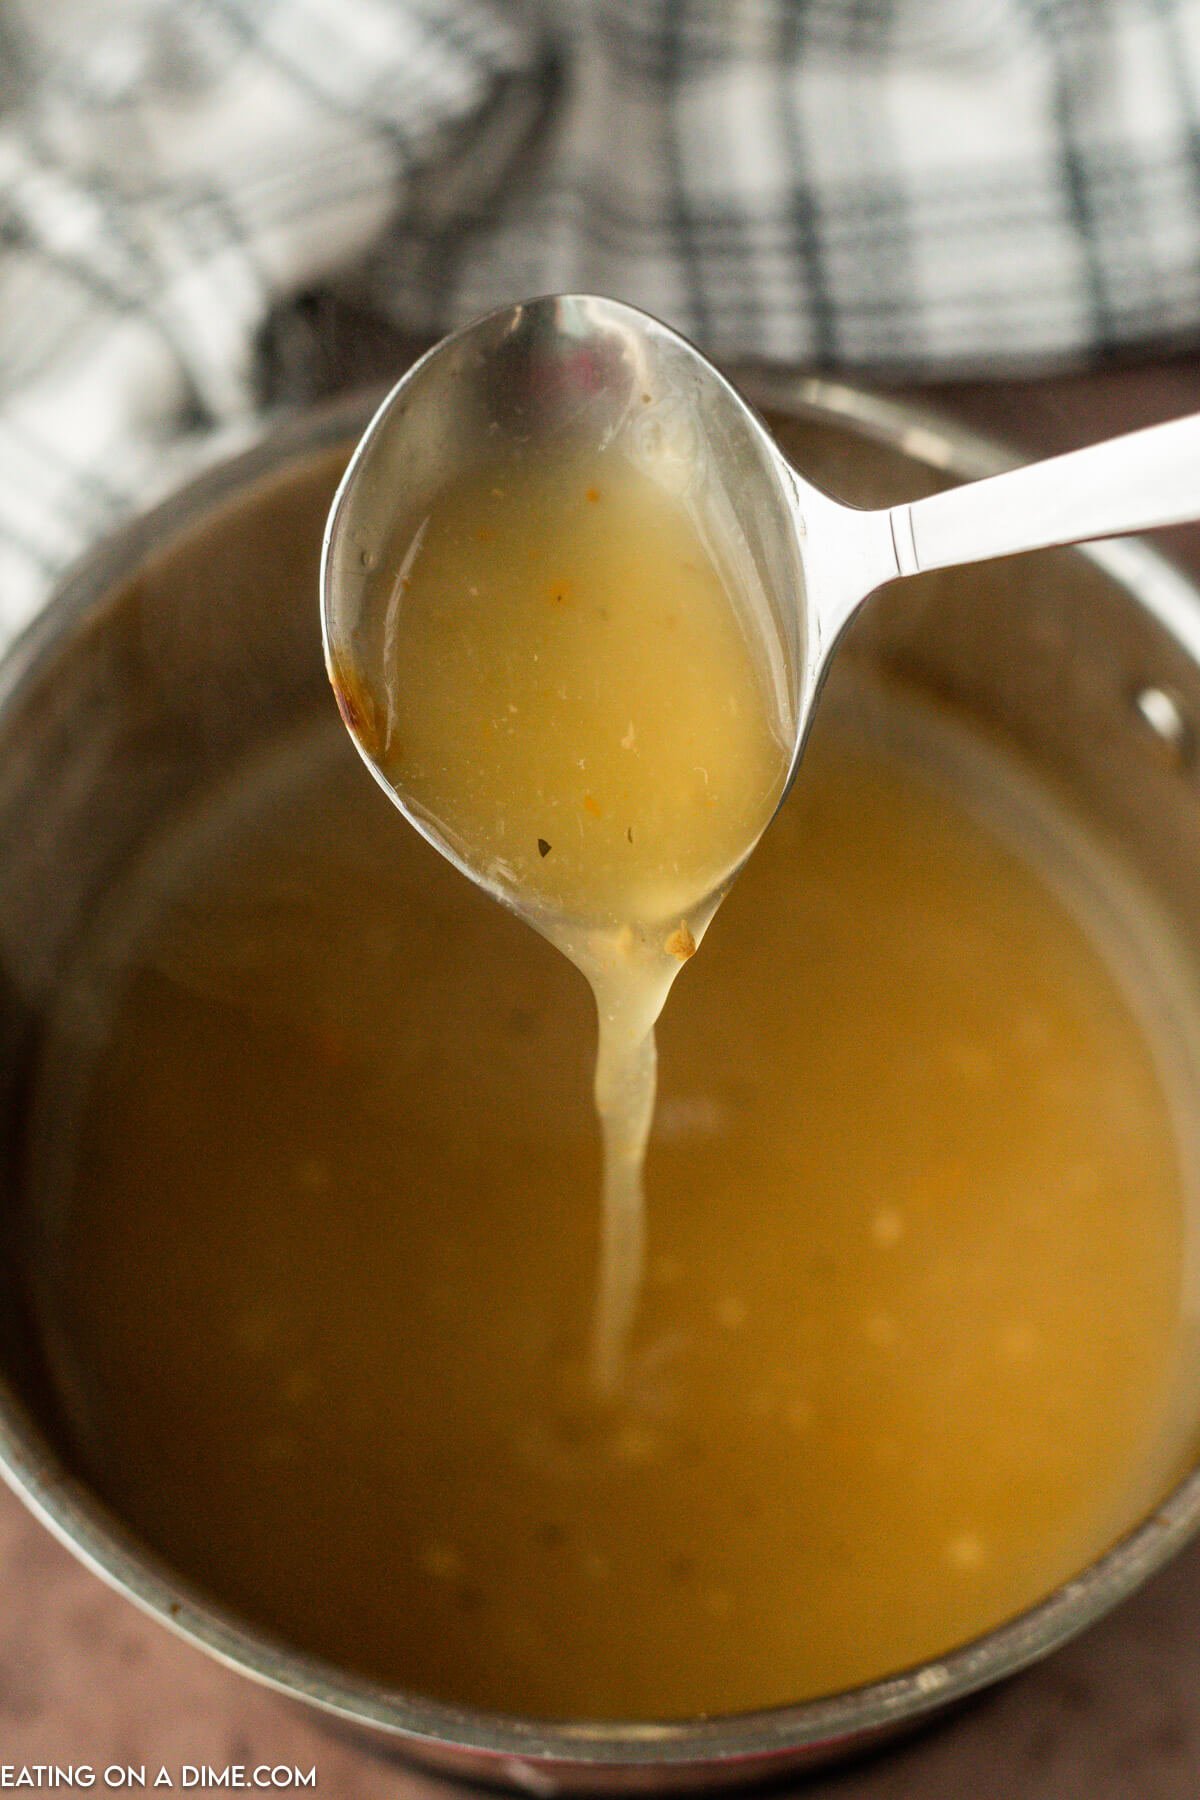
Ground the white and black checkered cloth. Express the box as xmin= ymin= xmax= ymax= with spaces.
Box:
xmin=4 ymin=0 xmax=1200 ymax=635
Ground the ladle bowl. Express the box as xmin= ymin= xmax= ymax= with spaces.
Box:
xmin=321 ymin=293 xmax=1200 ymax=865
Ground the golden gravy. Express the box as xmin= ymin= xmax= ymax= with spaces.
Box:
xmin=31 ymin=668 xmax=1199 ymax=1720
xmin=334 ymin=442 xmax=792 ymax=1389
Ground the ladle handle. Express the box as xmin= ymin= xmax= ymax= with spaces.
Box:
xmin=886 ymin=411 xmax=1200 ymax=578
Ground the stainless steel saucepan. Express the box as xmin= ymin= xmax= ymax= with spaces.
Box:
xmin=1 ymin=375 xmax=1200 ymax=1792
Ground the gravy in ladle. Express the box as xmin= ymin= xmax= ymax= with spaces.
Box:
xmin=333 ymin=440 xmax=793 ymax=1392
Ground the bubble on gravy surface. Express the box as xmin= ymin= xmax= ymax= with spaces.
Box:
xmin=27 ymin=666 xmax=1200 ymax=1721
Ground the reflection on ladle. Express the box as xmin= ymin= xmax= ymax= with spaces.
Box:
xmin=321 ymin=294 xmax=1200 ymax=1391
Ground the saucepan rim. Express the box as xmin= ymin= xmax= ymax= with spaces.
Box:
xmin=2 ymin=373 xmax=1200 ymax=1772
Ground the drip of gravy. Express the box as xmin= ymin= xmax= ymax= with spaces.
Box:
xmin=30 ymin=671 xmax=1200 ymax=1720
xmin=334 ymin=443 xmax=792 ymax=1390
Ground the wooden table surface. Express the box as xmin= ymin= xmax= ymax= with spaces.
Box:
xmin=4 ymin=341 xmax=1200 ymax=1797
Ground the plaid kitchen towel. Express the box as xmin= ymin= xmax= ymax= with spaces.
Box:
xmin=4 ymin=0 xmax=1200 ymax=636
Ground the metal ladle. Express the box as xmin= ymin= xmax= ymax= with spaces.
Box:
xmin=321 ymin=292 xmax=1200 ymax=866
